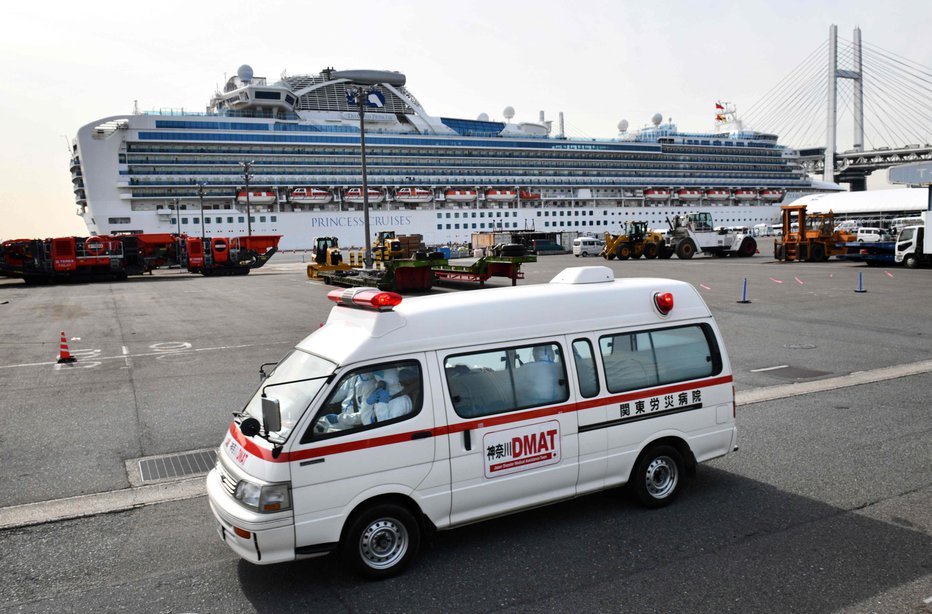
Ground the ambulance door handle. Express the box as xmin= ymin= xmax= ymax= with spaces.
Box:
xmin=463 ymin=429 xmax=472 ymax=451
xmin=411 ymin=431 xmax=432 ymax=440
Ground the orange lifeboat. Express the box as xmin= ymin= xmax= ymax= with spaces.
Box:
xmin=705 ymin=189 xmax=730 ymax=200
xmin=676 ymin=189 xmax=701 ymax=200
xmin=644 ymin=189 xmax=670 ymax=200
xmin=519 ymin=189 xmax=541 ymax=200
xmin=290 ymin=187 xmax=332 ymax=205
xmin=344 ymin=188 xmax=384 ymax=204
xmin=395 ymin=187 xmax=434 ymax=203
xmin=445 ymin=189 xmax=477 ymax=202
xmin=734 ymin=189 xmax=758 ymax=201
xmin=485 ymin=188 xmax=517 ymax=202
xmin=236 ymin=190 xmax=277 ymax=205
xmin=759 ymin=189 xmax=785 ymax=201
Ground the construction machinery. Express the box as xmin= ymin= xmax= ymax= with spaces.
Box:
xmin=1 ymin=232 xmax=281 ymax=283
xmin=178 ymin=234 xmax=281 ymax=275
xmin=306 ymin=236 xmax=354 ymax=279
xmin=373 ymin=231 xmax=426 ymax=261
xmin=318 ymin=231 xmax=435 ymax=292
xmin=602 ymin=221 xmax=667 ymax=260
xmin=774 ymin=205 xmax=854 ymax=262
xmin=663 ymin=212 xmax=757 ymax=259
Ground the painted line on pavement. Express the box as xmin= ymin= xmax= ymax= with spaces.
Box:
xmin=3 ymin=358 xmax=932 ymax=531
xmin=0 ymin=342 xmax=291 ymax=371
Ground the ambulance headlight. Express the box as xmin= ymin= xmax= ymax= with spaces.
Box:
xmin=233 ymin=480 xmax=292 ymax=513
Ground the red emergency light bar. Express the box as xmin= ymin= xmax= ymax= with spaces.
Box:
xmin=327 ymin=287 xmax=403 ymax=311
xmin=653 ymin=291 xmax=674 ymax=315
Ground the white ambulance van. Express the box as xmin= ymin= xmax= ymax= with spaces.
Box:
xmin=206 ymin=266 xmax=737 ymax=578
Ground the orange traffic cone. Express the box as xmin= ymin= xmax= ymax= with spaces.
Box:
xmin=57 ymin=331 xmax=76 ymax=363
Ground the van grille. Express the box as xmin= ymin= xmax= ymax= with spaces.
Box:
xmin=215 ymin=457 xmax=238 ymax=497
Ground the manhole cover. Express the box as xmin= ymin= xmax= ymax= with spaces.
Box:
xmin=784 ymin=343 xmax=817 ymax=350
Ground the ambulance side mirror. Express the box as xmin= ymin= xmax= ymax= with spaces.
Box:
xmin=261 ymin=396 xmax=282 ymax=433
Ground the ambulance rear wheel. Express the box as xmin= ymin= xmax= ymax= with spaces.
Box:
xmin=342 ymin=503 xmax=420 ymax=579
xmin=631 ymin=445 xmax=684 ymax=508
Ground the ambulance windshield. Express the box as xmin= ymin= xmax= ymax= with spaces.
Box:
xmin=243 ymin=350 xmax=336 ymax=441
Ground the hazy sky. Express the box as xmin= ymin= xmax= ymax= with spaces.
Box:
xmin=3 ymin=0 xmax=930 ymax=239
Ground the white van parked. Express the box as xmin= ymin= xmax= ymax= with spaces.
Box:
xmin=207 ymin=267 xmax=738 ymax=578
xmin=573 ymin=237 xmax=604 ymax=257
xmin=856 ymin=227 xmax=885 ymax=242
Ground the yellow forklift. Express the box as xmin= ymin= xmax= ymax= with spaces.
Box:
xmin=774 ymin=205 xmax=855 ymax=262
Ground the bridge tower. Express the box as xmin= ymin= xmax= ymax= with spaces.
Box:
xmin=825 ymin=25 xmax=865 ymax=189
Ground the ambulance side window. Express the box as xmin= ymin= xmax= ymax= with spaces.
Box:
xmin=445 ymin=343 xmax=568 ymax=418
xmin=599 ymin=324 xmax=720 ymax=393
xmin=302 ymin=360 xmax=422 ymax=442
xmin=572 ymin=339 xmax=599 ymax=398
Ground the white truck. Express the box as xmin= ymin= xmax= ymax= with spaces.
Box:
xmin=894 ymin=212 xmax=930 ymax=268
xmin=664 ymin=212 xmax=757 ymax=259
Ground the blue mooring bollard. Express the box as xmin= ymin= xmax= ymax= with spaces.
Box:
xmin=737 ymin=277 xmax=751 ymax=303
xmin=854 ymin=271 xmax=867 ymax=293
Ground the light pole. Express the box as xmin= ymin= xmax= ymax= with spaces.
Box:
xmin=198 ymin=183 xmax=206 ymax=238
xmin=332 ymin=70 xmax=406 ymax=268
xmin=241 ymin=160 xmax=254 ymax=237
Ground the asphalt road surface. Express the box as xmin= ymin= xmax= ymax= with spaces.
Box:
xmin=1 ymin=248 xmax=930 ymax=613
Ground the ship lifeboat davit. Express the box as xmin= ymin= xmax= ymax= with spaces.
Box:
xmin=759 ymin=189 xmax=785 ymax=201
xmin=237 ymin=190 xmax=277 ymax=205
xmin=485 ymin=188 xmax=517 ymax=202
xmin=445 ymin=189 xmax=477 ymax=202
xmin=344 ymin=187 xmax=384 ymax=204
xmin=290 ymin=187 xmax=332 ymax=205
xmin=734 ymin=189 xmax=758 ymax=201
xmin=644 ymin=189 xmax=670 ymax=200
xmin=676 ymin=189 xmax=701 ymax=200
xmin=705 ymin=189 xmax=731 ymax=200
xmin=519 ymin=189 xmax=541 ymax=200
xmin=395 ymin=187 xmax=434 ymax=203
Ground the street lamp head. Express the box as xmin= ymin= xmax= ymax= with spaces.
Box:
xmin=331 ymin=70 xmax=406 ymax=88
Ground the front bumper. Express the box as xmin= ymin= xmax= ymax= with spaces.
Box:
xmin=206 ymin=468 xmax=296 ymax=565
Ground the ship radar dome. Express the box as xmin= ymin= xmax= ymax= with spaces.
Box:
xmin=617 ymin=119 xmax=629 ymax=132
xmin=237 ymin=65 xmax=254 ymax=83
xmin=477 ymin=112 xmax=490 ymax=122
xmin=651 ymin=113 xmax=663 ymax=126
xmin=503 ymin=106 xmax=515 ymax=121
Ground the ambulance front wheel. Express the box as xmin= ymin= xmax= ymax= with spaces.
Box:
xmin=631 ymin=445 xmax=684 ymax=509
xmin=342 ymin=503 xmax=421 ymax=579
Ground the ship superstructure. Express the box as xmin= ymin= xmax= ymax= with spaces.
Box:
xmin=71 ymin=66 xmax=835 ymax=250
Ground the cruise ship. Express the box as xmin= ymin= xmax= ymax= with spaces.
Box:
xmin=71 ymin=65 xmax=837 ymax=251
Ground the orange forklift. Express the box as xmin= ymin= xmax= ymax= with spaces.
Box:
xmin=774 ymin=205 xmax=855 ymax=262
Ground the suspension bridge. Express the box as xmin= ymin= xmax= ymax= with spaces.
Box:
xmin=742 ymin=24 xmax=932 ymax=191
